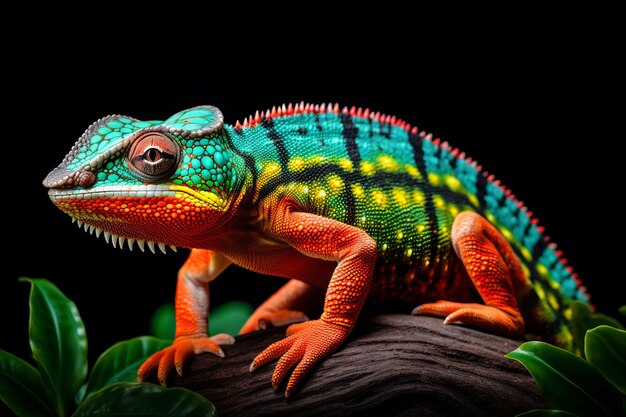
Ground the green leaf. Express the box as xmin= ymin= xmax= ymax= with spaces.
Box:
xmin=209 ymin=301 xmax=253 ymax=336
xmin=74 ymin=383 xmax=87 ymax=406
xmin=20 ymin=278 xmax=88 ymax=417
xmin=619 ymin=306 xmax=626 ymax=317
xmin=150 ymin=303 xmax=176 ymax=339
xmin=0 ymin=349 xmax=56 ymax=417
xmin=589 ymin=313 xmax=624 ymax=330
xmin=83 ymin=336 xmax=171 ymax=401
xmin=72 ymin=382 xmax=216 ymax=417
xmin=507 ymin=341 xmax=622 ymax=417
xmin=517 ymin=410 xmax=579 ymax=417
xmin=585 ymin=326 xmax=626 ymax=394
xmin=567 ymin=301 xmax=624 ymax=357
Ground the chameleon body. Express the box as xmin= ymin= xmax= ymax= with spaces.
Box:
xmin=44 ymin=103 xmax=588 ymax=397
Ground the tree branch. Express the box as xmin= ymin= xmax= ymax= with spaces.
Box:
xmin=173 ymin=315 xmax=545 ymax=416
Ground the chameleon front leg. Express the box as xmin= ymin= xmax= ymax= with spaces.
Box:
xmin=250 ymin=207 xmax=378 ymax=397
xmin=138 ymin=248 xmax=234 ymax=385
xmin=240 ymin=279 xmax=321 ymax=334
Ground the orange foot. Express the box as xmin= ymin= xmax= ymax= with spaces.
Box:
xmin=412 ymin=300 xmax=525 ymax=337
xmin=240 ymin=309 xmax=309 ymax=334
xmin=137 ymin=333 xmax=235 ymax=386
xmin=250 ymin=319 xmax=350 ymax=397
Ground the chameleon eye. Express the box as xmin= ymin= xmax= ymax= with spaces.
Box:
xmin=127 ymin=133 xmax=179 ymax=180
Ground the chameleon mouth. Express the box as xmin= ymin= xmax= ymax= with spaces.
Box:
xmin=47 ymin=185 xmax=196 ymax=254
xmin=48 ymin=184 xmax=177 ymax=200
xmin=48 ymin=184 xmax=226 ymax=208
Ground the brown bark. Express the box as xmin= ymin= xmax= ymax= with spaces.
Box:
xmin=173 ymin=315 xmax=545 ymax=417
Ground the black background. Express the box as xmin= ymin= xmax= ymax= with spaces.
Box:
xmin=1 ymin=17 xmax=622 ymax=396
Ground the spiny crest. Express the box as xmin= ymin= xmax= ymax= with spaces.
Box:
xmin=234 ymin=102 xmax=417 ymax=133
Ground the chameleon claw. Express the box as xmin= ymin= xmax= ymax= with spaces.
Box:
xmin=443 ymin=317 xmax=463 ymax=325
xmin=251 ymin=320 xmax=351 ymax=397
xmin=240 ymin=310 xmax=309 ymax=334
xmin=138 ymin=335 xmax=232 ymax=384
xmin=411 ymin=306 xmax=423 ymax=315
xmin=416 ymin=301 xmax=524 ymax=337
xmin=210 ymin=333 xmax=236 ymax=345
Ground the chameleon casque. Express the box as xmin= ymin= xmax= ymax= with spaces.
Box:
xmin=44 ymin=103 xmax=589 ymax=397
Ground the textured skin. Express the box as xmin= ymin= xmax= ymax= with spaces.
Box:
xmin=44 ymin=103 xmax=588 ymax=397
xmin=414 ymin=212 xmax=526 ymax=336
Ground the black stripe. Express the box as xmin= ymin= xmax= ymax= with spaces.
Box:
xmin=314 ymin=113 xmax=323 ymax=131
xmin=449 ymin=149 xmax=458 ymax=170
xmin=547 ymin=256 xmax=560 ymax=271
xmin=344 ymin=184 xmax=357 ymax=224
xmin=379 ymin=120 xmax=391 ymax=138
xmin=531 ymin=235 xmax=548 ymax=262
xmin=339 ymin=113 xmax=361 ymax=169
xmin=224 ymin=128 xmax=258 ymax=196
xmin=476 ymin=172 xmax=488 ymax=210
xmin=432 ymin=141 xmax=442 ymax=159
xmin=497 ymin=193 xmax=507 ymax=206
xmin=408 ymin=132 xmax=439 ymax=263
xmin=262 ymin=118 xmax=289 ymax=169
xmin=407 ymin=133 xmax=428 ymax=191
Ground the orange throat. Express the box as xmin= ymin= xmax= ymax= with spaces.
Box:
xmin=48 ymin=185 xmax=227 ymax=251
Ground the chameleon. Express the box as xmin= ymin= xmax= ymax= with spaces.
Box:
xmin=43 ymin=103 xmax=589 ymax=397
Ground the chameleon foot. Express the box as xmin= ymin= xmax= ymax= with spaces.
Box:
xmin=240 ymin=309 xmax=309 ymax=334
xmin=250 ymin=319 xmax=350 ymax=397
xmin=137 ymin=333 xmax=235 ymax=386
xmin=413 ymin=300 xmax=524 ymax=337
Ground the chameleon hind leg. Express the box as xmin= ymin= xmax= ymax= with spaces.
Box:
xmin=240 ymin=279 xmax=322 ymax=334
xmin=413 ymin=211 xmax=526 ymax=337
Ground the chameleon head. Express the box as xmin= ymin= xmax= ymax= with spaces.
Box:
xmin=43 ymin=106 xmax=241 ymax=252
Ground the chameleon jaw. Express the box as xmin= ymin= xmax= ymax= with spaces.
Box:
xmin=48 ymin=184 xmax=226 ymax=209
xmin=47 ymin=185 xmax=225 ymax=252
xmin=47 ymin=184 xmax=177 ymax=201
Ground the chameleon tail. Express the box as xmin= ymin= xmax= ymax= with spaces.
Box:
xmin=424 ymin=136 xmax=589 ymax=349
